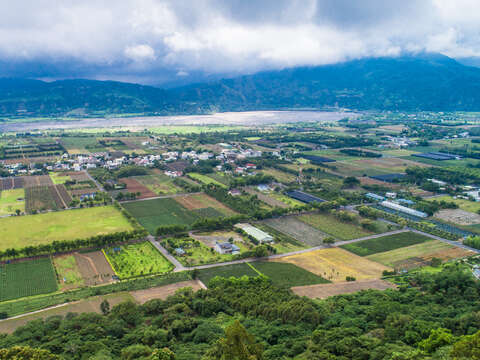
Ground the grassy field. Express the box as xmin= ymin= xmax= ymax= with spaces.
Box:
xmin=298 ymin=213 xmax=373 ymax=240
xmin=49 ymin=172 xmax=71 ymax=185
xmin=366 ymin=240 xmax=454 ymax=268
xmin=124 ymin=194 xmax=235 ymax=234
xmin=0 ymin=206 xmax=133 ymax=252
xmin=0 ymin=189 xmax=25 ymax=216
xmin=103 ymin=241 xmax=173 ymax=279
xmin=123 ymin=197 xmax=199 ymax=233
xmin=197 ymin=263 xmax=258 ymax=284
xmin=261 ymin=216 xmax=327 ymax=246
xmin=53 ymin=254 xmax=84 ymax=290
xmin=251 ymin=261 xmax=329 ymax=287
xmin=188 ymin=173 xmax=227 ymax=188
xmin=270 ymin=193 xmax=304 ymax=207
xmin=261 ymin=168 xmax=297 ymax=183
xmin=341 ymin=232 xmax=432 ymax=256
xmin=135 ymin=173 xmax=181 ymax=195
xmin=0 ymin=258 xmax=58 ymax=302
xmin=276 ymin=248 xmax=391 ymax=282
xmin=425 ymin=195 xmax=480 ymax=213
xmin=254 ymin=223 xmax=308 ymax=253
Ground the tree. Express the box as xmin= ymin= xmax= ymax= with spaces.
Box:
xmin=205 ymin=320 xmax=263 ymax=360
xmin=100 ymin=299 xmax=110 ymax=315
xmin=149 ymin=348 xmax=175 ymax=360
xmin=419 ymin=328 xmax=454 ymax=353
xmin=343 ymin=176 xmax=360 ymax=188
xmin=323 ymin=237 xmax=335 ymax=245
xmin=0 ymin=346 xmax=60 ymax=359
xmin=451 ymin=330 xmax=480 ymax=359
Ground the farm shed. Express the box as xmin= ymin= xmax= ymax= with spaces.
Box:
xmin=365 ymin=193 xmax=385 ymax=201
xmin=380 ymin=200 xmax=428 ymax=218
xmin=235 ymin=223 xmax=274 ymax=243
xmin=214 ymin=242 xmax=240 ymax=255
xmin=303 ymin=155 xmax=335 ymax=163
xmin=286 ymin=190 xmax=325 ymax=204
xmin=413 ymin=152 xmax=460 ymax=161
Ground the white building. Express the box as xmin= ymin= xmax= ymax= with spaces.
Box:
xmin=234 ymin=223 xmax=274 ymax=243
xmin=380 ymin=201 xmax=428 ymax=218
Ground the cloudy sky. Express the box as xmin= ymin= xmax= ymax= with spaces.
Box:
xmin=1 ymin=0 xmax=480 ymax=85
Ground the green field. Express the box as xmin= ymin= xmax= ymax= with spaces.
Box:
xmin=341 ymin=232 xmax=432 ymax=256
xmin=197 ymin=263 xmax=259 ymax=284
xmin=0 ymin=206 xmax=134 ymax=252
xmin=135 ymin=173 xmax=181 ymax=195
xmin=196 ymin=261 xmax=328 ymax=287
xmin=123 ymin=198 xmax=199 ymax=233
xmin=103 ymin=242 xmax=173 ymax=279
xmin=270 ymin=193 xmax=304 ymax=207
xmin=188 ymin=173 xmax=227 ymax=187
xmin=53 ymin=255 xmax=84 ymax=290
xmin=425 ymin=195 xmax=480 ymax=213
xmin=0 ymin=258 xmax=58 ymax=302
xmin=0 ymin=189 xmax=25 ymax=216
xmin=366 ymin=240 xmax=453 ymax=267
xmin=49 ymin=172 xmax=71 ymax=185
xmin=298 ymin=213 xmax=373 ymax=240
xmin=251 ymin=262 xmax=329 ymax=287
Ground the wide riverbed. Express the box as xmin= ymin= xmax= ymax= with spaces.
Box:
xmin=0 ymin=110 xmax=358 ymax=131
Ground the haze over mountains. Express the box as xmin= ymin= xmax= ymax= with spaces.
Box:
xmin=2 ymin=53 xmax=480 ymax=117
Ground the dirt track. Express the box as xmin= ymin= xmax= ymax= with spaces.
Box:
xmin=131 ymin=280 xmax=205 ymax=304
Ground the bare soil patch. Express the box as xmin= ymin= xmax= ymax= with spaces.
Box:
xmin=244 ymin=188 xmax=288 ymax=208
xmin=120 ymin=178 xmax=157 ymax=199
xmin=66 ymin=171 xmax=90 ymax=182
xmin=292 ymin=279 xmax=396 ymax=299
xmin=75 ymin=251 xmax=114 ymax=286
xmin=131 ymin=280 xmax=204 ymax=304
xmin=24 ymin=175 xmax=53 ymax=188
xmin=358 ymin=176 xmax=402 ymax=189
xmin=422 ymin=247 xmax=475 ymax=261
xmin=435 ymin=208 xmax=480 ymax=225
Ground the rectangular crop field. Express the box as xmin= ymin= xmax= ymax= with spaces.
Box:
xmin=261 ymin=216 xmax=327 ymax=246
xmin=260 ymin=168 xmax=297 ymax=183
xmin=53 ymin=254 xmax=84 ymax=290
xmin=426 ymin=195 xmax=480 ymax=213
xmin=25 ymin=185 xmax=58 ymax=212
xmin=292 ymin=279 xmax=396 ymax=299
xmin=103 ymin=241 xmax=173 ymax=279
xmin=49 ymin=172 xmax=71 ymax=185
xmin=188 ymin=173 xmax=227 ymax=187
xmin=74 ymin=251 xmax=114 ymax=286
xmin=366 ymin=240 xmax=455 ymax=268
xmin=251 ymin=261 xmax=329 ymax=287
xmin=124 ymin=194 xmax=235 ymax=234
xmin=0 ymin=189 xmax=25 ymax=216
xmin=0 ymin=258 xmax=58 ymax=301
xmin=134 ymin=174 xmax=181 ymax=195
xmin=298 ymin=213 xmax=373 ymax=240
xmin=275 ymin=248 xmax=391 ymax=282
xmin=197 ymin=263 xmax=259 ymax=285
xmin=0 ymin=206 xmax=133 ymax=252
xmin=341 ymin=232 xmax=432 ymax=256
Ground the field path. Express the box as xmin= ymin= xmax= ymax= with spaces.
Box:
xmin=120 ymin=191 xmax=202 ymax=204
xmin=77 ymin=253 xmax=100 ymax=277
xmin=148 ymin=236 xmax=186 ymax=271
xmin=53 ymin=184 xmax=67 ymax=208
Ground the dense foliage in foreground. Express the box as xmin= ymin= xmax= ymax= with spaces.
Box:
xmin=1 ymin=266 xmax=480 ymax=359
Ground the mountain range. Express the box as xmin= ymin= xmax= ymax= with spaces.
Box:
xmin=1 ymin=53 xmax=480 ymax=118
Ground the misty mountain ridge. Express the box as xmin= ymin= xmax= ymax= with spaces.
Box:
xmin=1 ymin=53 xmax=480 ymax=117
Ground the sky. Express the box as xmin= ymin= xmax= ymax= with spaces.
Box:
xmin=2 ymin=0 xmax=480 ymax=85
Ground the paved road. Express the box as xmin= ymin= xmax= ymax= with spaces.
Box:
xmin=147 ymin=236 xmax=186 ymax=271
xmin=120 ymin=192 xmax=203 ymax=204
xmin=85 ymin=170 xmax=105 ymax=192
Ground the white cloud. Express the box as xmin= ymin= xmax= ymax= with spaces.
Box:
xmin=2 ymin=0 xmax=480 ymax=83
xmin=124 ymin=44 xmax=156 ymax=61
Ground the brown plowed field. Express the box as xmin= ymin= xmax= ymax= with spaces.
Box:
xmin=67 ymin=171 xmax=90 ymax=182
xmin=120 ymin=178 xmax=157 ymax=199
xmin=262 ymin=216 xmax=326 ymax=246
xmin=292 ymin=279 xmax=396 ymax=299
xmin=24 ymin=175 xmax=53 ymax=188
xmin=422 ymin=247 xmax=475 ymax=261
xmin=74 ymin=251 xmax=114 ymax=286
xmin=131 ymin=280 xmax=204 ymax=304
xmin=56 ymin=184 xmax=72 ymax=206
xmin=0 ymin=177 xmax=24 ymax=190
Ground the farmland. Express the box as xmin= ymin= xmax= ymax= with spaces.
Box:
xmin=366 ymin=240 xmax=459 ymax=269
xmin=261 ymin=216 xmax=327 ymax=246
xmin=0 ymin=206 xmax=134 ymax=252
xmin=49 ymin=172 xmax=71 ymax=185
xmin=124 ymin=194 xmax=235 ymax=234
xmin=275 ymin=248 xmax=391 ymax=282
xmin=252 ymin=261 xmax=329 ymax=287
xmin=188 ymin=172 xmax=227 ymax=187
xmin=103 ymin=241 xmax=173 ymax=279
xmin=25 ymin=186 xmax=57 ymax=212
xmin=426 ymin=195 xmax=480 ymax=213
xmin=119 ymin=177 xmax=157 ymax=199
xmin=53 ymin=254 xmax=84 ymax=290
xmin=292 ymin=279 xmax=396 ymax=299
xmin=0 ymin=258 xmax=58 ymax=302
xmin=260 ymin=168 xmax=297 ymax=183
xmin=299 ymin=213 xmax=375 ymax=240
xmin=75 ymin=251 xmax=115 ymax=286
xmin=341 ymin=232 xmax=432 ymax=256
xmin=0 ymin=189 xmax=25 ymax=216
xmin=197 ymin=263 xmax=258 ymax=284
xmin=134 ymin=173 xmax=181 ymax=195
xmin=434 ymin=208 xmax=480 ymax=225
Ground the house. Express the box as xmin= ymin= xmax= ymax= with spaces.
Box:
xmin=214 ymin=242 xmax=240 ymax=255
xmin=385 ymin=192 xmax=397 ymax=199
xmin=234 ymin=223 xmax=274 ymax=243
xmin=228 ymin=189 xmax=242 ymax=196
xmin=174 ymin=248 xmax=185 ymax=256
xmin=257 ymin=184 xmax=270 ymax=192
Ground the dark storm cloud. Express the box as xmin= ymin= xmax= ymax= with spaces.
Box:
xmin=0 ymin=0 xmax=479 ymax=84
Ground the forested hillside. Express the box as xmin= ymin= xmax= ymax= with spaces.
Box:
xmin=1 ymin=266 xmax=480 ymax=359
xmin=3 ymin=54 xmax=480 ymax=117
